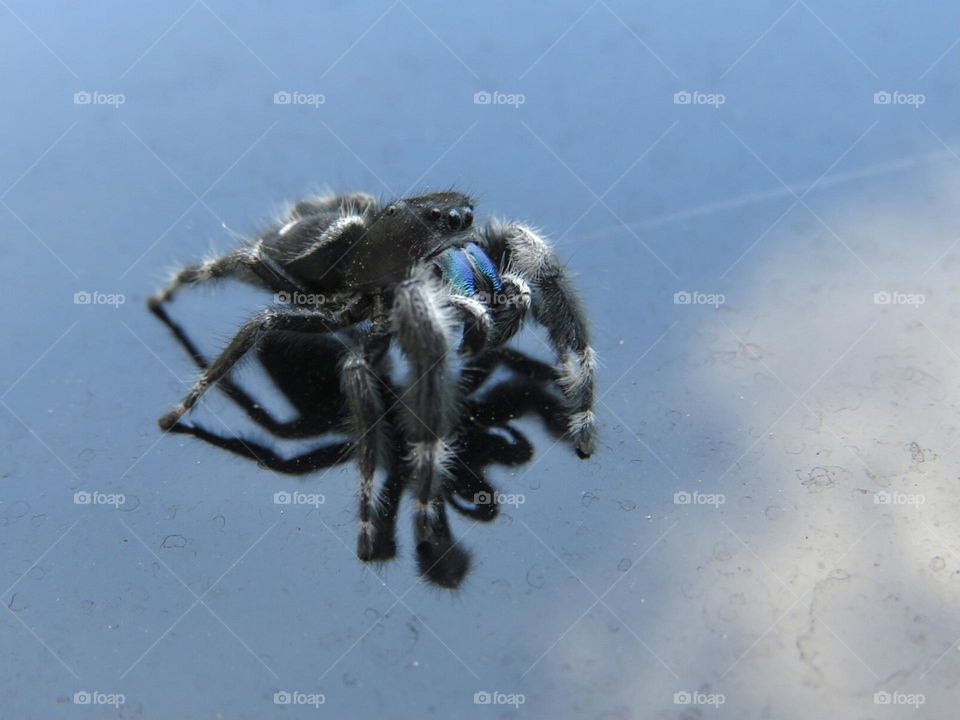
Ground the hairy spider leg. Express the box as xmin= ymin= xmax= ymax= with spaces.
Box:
xmin=489 ymin=272 xmax=532 ymax=346
xmin=341 ymin=299 xmax=397 ymax=561
xmin=147 ymin=248 xmax=264 ymax=307
xmin=480 ymin=221 xmax=597 ymax=457
xmin=150 ymin=299 xmax=344 ymax=438
xmin=391 ymin=271 xmax=470 ymax=587
xmin=158 ymin=306 xmax=354 ymax=431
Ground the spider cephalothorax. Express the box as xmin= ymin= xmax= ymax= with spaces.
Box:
xmin=148 ymin=189 xmax=596 ymax=585
xmin=265 ymin=191 xmax=476 ymax=294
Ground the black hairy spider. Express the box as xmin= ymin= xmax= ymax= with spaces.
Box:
xmin=148 ymin=190 xmax=597 ymax=576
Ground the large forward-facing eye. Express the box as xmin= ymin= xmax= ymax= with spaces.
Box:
xmin=385 ymin=205 xmax=397 ymax=216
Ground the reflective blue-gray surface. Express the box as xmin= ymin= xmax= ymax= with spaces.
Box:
xmin=2 ymin=2 xmax=959 ymax=718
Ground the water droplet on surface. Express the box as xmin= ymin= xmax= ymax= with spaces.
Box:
xmin=160 ymin=534 xmax=187 ymax=549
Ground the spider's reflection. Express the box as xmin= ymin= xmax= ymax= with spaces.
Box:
xmin=152 ymin=304 xmax=572 ymax=588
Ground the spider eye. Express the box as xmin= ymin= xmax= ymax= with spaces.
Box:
xmin=385 ymin=206 xmax=397 ymax=216
xmin=429 ymin=208 xmax=442 ymax=221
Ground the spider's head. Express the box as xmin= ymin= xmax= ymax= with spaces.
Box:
xmin=344 ymin=191 xmax=477 ymax=291
xmin=372 ymin=191 xmax=476 ymax=259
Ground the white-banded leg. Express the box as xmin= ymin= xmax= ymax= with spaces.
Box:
xmin=148 ymin=247 xmax=258 ymax=308
xmin=340 ymin=329 xmax=394 ymax=561
xmin=149 ymin=299 xmax=339 ymax=438
xmin=391 ymin=271 xmax=470 ymax=586
xmin=483 ymin=221 xmax=597 ymax=457
xmin=446 ymin=294 xmax=492 ymax=355
xmin=457 ymin=273 xmax=532 ymax=395
xmin=490 ymin=272 xmax=532 ymax=346
xmin=158 ymin=306 xmax=350 ymax=430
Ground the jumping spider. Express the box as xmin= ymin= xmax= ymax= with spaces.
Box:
xmin=148 ymin=190 xmax=597 ymax=576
